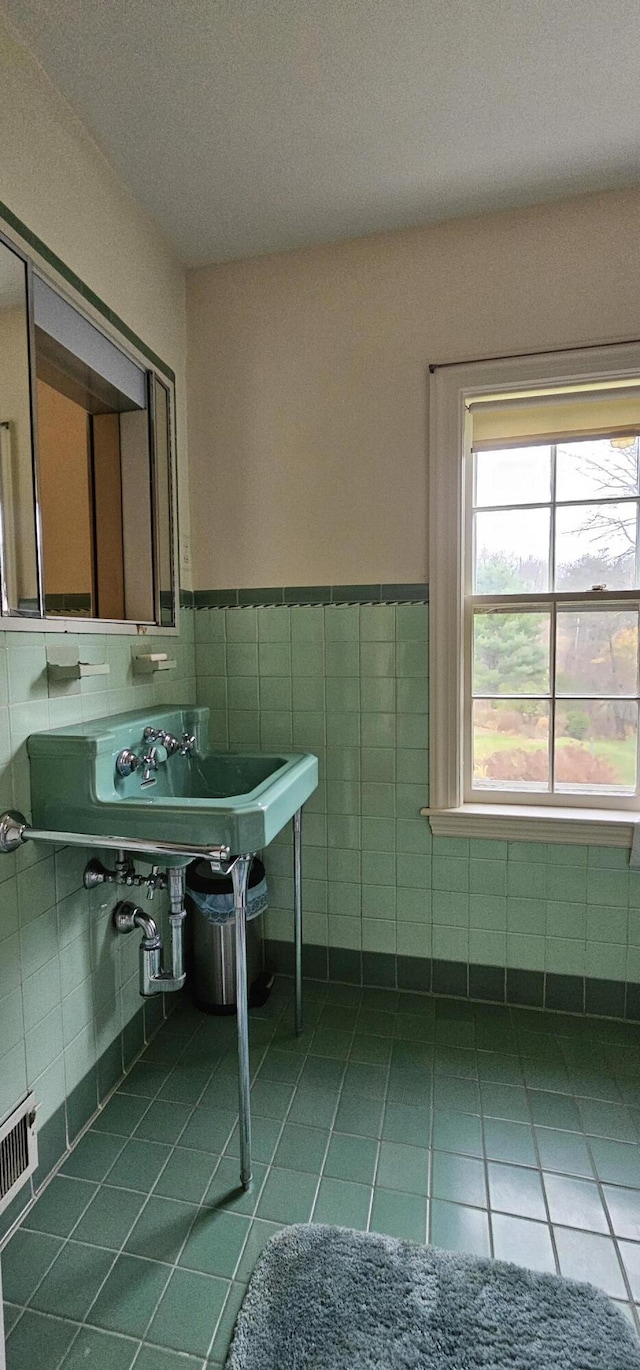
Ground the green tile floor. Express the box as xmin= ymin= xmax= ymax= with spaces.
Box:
xmin=4 ymin=978 xmax=640 ymax=1368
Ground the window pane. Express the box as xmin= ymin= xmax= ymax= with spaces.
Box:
xmin=474 ymin=446 xmax=551 ymax=508
xmin=555 ymin=502 xmax=638 ymax=591
xmin=473 ymin=610 xmax=550 ymax=695
xmin=556 ymin=437 xmax=639 ymax=503
xmin=554 ymin=700 xmax=638 ymax=795
xmin=474 ymin=508 xmax=550 ymax=593
xmin=473 ymin=699 xmax=550 ymax=792
xmin=556 ymin=609 xmax=638 ymax=697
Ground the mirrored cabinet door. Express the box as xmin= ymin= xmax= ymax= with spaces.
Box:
xmin=0 ymin=237 xmax=40 ymax=616
xmin=0 ymin=234 xmax=178 ymax=629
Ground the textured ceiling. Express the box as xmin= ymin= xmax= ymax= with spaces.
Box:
xmin=4 ymin=0 xmax=640 ymax=266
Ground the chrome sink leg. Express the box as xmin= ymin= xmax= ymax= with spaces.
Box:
xmin=232 ymin=853 xmax=253 ymax=1190
xmin=293 ymin=807 xmax=303 ymax=1035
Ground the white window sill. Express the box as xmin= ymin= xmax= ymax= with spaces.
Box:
xmin=422 ymin=803 xmax=637 ymax=848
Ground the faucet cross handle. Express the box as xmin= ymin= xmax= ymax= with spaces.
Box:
xmin=180 ymin=733 xmax=196 ymax=756
xmin=143 ymin=726 xmax=180 ymax=754
xmin=140 ymin=745 xmax=160 ymax=787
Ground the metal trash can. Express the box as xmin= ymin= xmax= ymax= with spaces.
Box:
xmin=185 ymin=857 xmax=272 ymax=1014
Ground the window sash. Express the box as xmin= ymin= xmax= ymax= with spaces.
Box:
xmin=465 ymin=595 xmax=640 ymax=800
xmin=464 ymin=429 xmax=640 ymax=805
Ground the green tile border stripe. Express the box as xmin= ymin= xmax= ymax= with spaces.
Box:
xmin=189 ymin=583 xmax=429 ymax=608
xmin=265 ymin=940 xmax=640 ymax=1024
xmin=0 ymin=199 xmax=175 ymax=383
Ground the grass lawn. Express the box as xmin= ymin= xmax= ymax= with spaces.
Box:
xmin=474 ymin=730 xmax=637 ymax=786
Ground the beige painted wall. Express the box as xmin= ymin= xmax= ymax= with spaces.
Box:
xmin=187 ymin=186 xmax=640 ymax=589
xmin=0 ymin=12 xmax=190 ymax=581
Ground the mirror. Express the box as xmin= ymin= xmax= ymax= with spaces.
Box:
xmin=31 ymin=276 xmax=175 ymax=624
xmin=0 ymin=234 xmax=177 ymax=628
xmin=0 ymin=236 xmax=39 ymax=615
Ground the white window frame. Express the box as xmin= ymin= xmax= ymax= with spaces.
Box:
xmin=427 ymin=341 xmax=640 ymax=848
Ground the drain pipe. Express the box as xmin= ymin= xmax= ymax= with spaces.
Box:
xmin=113 ymin=866 xmax=187 ymax=996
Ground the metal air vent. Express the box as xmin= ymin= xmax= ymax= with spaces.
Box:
xmin=0 ymin=1093 xmax=37 ymax=1216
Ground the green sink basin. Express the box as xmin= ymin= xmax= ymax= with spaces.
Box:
xmin=27 ymin=706 xmax=318 ymax=858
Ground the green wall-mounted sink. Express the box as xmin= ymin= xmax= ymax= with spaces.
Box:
xmin=27 ymin=706 xmax=318 ymax=858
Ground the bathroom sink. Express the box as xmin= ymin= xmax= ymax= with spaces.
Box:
xmin=27 ymin=705 xmax=318 ymax=858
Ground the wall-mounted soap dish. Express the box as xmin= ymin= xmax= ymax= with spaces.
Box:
xmin=46 ymin=644 xmax=110 ymax=681
xmin=132 ymin=651 xmax=177 ymax=675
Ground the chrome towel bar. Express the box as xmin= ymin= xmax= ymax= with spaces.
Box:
xmin=0 ymin=809 xmax=231 ymax=864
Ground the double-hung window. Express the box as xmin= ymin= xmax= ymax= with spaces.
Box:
xmin=428 ymin=342 xmax=640 ymax=845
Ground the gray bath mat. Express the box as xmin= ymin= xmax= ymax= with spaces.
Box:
xmin=226 ymin=1223 xmax=640 ymax=1369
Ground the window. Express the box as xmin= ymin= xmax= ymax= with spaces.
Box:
xmin=428 ymin=342 xmax=640 ymax=845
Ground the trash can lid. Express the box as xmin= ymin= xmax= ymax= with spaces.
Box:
xmin=186 ymin=855 xmax=266 ymax=896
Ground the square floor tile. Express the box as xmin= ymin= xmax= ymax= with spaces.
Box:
xmin=72 ymin=1185 xmax=146 ymax=1250
xmin=1 ymin=1230 xmax=63 ymax=1305
xmin=527 ymin=1092 xmax=581 ymax=1130
xmin=125 ymin=1197 xmax=197 ymax=1264
xmin=590 ymin=1138 xmax=640 ymax=1188
xmin=106 ymin=1138 xmax=172 ymax=1193
xmin=235 ymin=1220 xmax=283 ymax=1283
xmin=280 ymin=1087 xmax=335 ymax=1129
xmin=89 ymin=1254 xmax=170 ymax=1338
xmin=603 ymin=1185 xmax=640 ymax=1241
xmin=61 ymin=1130 xmax=125 ymax=1182
xmin=431 ymin=1152 xmax=486 ymax=1207
xmin=618 ymin=1239 xmax=640 ymax=1300
xmin=118 ymin=1063 xmax=170 ymax=1098
xmin=29 ymin=1239 xmax=114 ymax=1321
xmin=554 ymin=1227 xmax=627 ymax=1299
xmin=323 ymin=1133 xmax=378 ymax=1185
xmin=179 ymin=1107 xmax=236 ymax=1155
xmin=431 ymin=1111 xmax=483 ymax=1158
xmin=430 ymin=1200 xmax=490 ymax=1257
xmin=491 ymin=1214 xmax=556 ymax=1274
xmin=179 ymin=1209 xmax=251 ymax=1278
xmin=534 ymin=1128 xmax=594 ymax=1178
xmin=250 ymin=1080 xmax=295 ymax=1118
xmin=369 ymin=1188 xmax=427 ymax=1242
xmin=312 ymin=1177 xmax=371 ymax=1229
xmin=225 ymin=1115 xmax=283 ymax=1163
xmin=382 ymin=1102 xmax=431 ymax=1148
xmin=203 ymin=1158 xmax=268 ymax=1216
xmin=387 ymin=1066 xmax=432 ymax=1108
xmin=578 ymin=1099 xmax=637 ymax=1143
xmin=256 ymin=1168 xmax=318 ymax=1223
xmin=93 ymin=1093 xmax=150 ymax=1137
xmin=206 ymin=1282 xmax=248 ymax=1367
xmin=133 ymin=1100 xmax=194 ymax=1146
xmin=5 ymin=1310 xmax=76 ymax=1370
xmin=342 ymin=1063 xmax=388 ymax=1099
xmin=487 ymin=1163 xmax=546 ymax=1220
xmin=333 ymin=1095 xmax=384 ymax=1138
xmin=146 ymin=1268 xmax=229 ymax=1358
xmin=158 ymin=1064 xmax=213 ymax=1106
xmin=376 ymin=1142 xmax=429 ymax=1195
xmin=273 ymin=1123 xmax=329 ymax=1174
xmin=543 ymin=1174 xmax=609 ymax=1233
xmin=483 ymin=1119 xmax=537 ymax=1168
xmin=60 ymin=1327 xmax=139 ymax=1369
xmin=154 ymin=1147 xmax=219 ymax=1204
xmin=23 ymin=1177 xmax=97 ymax=1237
xmin=480 ymin=1084 xmax=529 ymax=1123
xmin=433 ymin=1078 xmax=480 ymax=1115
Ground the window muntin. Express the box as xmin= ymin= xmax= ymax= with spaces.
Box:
xmin=466 ymin=433 xmax=640 ymax=804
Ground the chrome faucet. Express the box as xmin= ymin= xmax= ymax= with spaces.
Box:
xmin=143 ymin=727 xmax=196 ymax=756
xmin=116 ymin=724 xmax=197 ymax=785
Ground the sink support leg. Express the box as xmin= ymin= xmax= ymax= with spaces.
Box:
xmin=232 ymin=853 xmax=253 ymax=1190
xmin=293 ymin=807 xmax=303 ymax=1036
